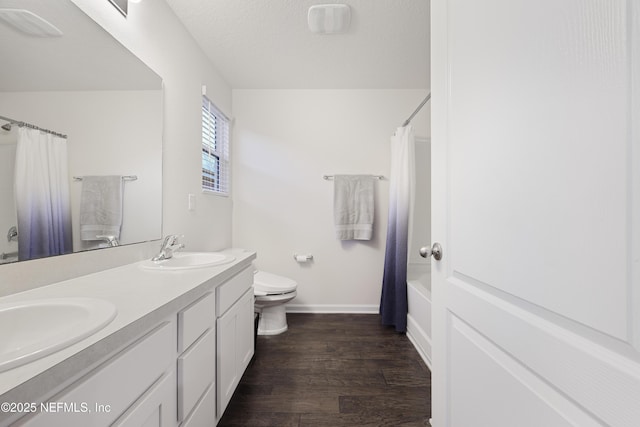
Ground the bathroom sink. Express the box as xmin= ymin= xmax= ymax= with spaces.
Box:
xmin=0 ymin=298 xmax=117 ymax=373
xmin=140 ymin=251 xmax=236 ymax=271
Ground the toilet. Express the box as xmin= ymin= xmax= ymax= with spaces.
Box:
xmin=253 ymin=271 xmax=297 ymax=335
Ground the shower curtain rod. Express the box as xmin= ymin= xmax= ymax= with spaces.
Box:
xmin=0 ymin=114 xmax=67 ymax=138
xmin=401 ymin=93 xmax=431 ymax=127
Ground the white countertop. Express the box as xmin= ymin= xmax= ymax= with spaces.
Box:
xmin=0 ymin=249 xmax=256 ymax=414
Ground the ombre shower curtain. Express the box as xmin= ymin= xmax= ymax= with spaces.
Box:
xmin=14 ymin=127 xmax=72 ymax=260
xmin=380 ymin=125 xmax=415 ymax=332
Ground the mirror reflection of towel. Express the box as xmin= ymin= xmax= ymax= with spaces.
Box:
xmin=333 ymin=175 xmax=375 ymax=240
xmin=79 ymin=176 xmax=123 ymax=241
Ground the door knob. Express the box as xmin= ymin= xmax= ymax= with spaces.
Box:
xmin=419 ymin=243 xmax=442 ymax=261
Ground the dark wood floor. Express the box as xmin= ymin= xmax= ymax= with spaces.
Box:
xmin=218 ymin=313 xmax=431 ymax=427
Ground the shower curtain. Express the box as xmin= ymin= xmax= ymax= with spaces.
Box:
xmin=380 ymin=125 xmax=415 ymax=332
xmin=14 ymin=127 xmax=72 ymax=260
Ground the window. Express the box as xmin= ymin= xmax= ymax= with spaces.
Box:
xmin=201 ymin=95 xmax=230 ymax=195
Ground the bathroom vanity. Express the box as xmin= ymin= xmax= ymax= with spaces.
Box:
xmin=0 ymin=250 xmax=256 ymax=427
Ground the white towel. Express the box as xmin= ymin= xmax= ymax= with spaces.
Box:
xmin=333 ymin=175 xmax=375 ymax=240
xmin=79 ymin=175 xmax=123 ymax=241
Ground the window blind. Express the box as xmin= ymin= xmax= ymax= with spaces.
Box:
xmin=202 ymin=96 xmax=230 ymax=195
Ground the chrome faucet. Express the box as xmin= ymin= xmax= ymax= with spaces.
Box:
xmin=7 ymin=226 xmax=17 ymax=242
xmin=152 ymin=235 xmax=185 ymax=262
xmin=96 ymin=235 xmax=119 ymax=247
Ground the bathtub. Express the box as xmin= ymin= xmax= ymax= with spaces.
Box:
xmin=406 ymin=262 xmax=431 ymax=369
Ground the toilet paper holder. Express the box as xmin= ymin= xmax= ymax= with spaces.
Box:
xmin=293 ymin=254 xmax=313 ymax=262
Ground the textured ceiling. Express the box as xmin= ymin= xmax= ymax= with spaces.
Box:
xmin=164 ymin=0 xmax=430 ymax=89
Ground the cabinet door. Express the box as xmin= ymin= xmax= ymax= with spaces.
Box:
xmin=216 ymin=289 xmax=254 ymax=418
xmin=236 ymin=288 xmax=255 ymax=371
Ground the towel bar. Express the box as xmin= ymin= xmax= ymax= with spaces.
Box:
xmin=323 ymin=174 xmax=384 ymax=180
xmin=73 ymin=175 xmax=137 ymax=181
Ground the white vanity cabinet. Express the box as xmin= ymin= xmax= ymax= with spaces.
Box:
xmin=3 ymin=253 xmax=258 ymax=427
xmin=216 ymin=267 xmax=255 ymax=420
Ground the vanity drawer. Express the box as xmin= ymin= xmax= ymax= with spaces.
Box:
xmin=111 ymin=370 xmax=176 ymax=427
xmin=180 ymin=383 xmax=216 ymax=427
xmin=178 ymin=292 xmax=215 ymax=353
xmin=19 ymin=321 xmax=175 ymax=427
xmin=177 ymin=327 xmax=216 ymax=421
xmin=216 ymin=266 xmax=253 ymax=316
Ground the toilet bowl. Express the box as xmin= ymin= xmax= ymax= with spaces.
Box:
xmin=253 ymin=271 xmax=297 ymax=335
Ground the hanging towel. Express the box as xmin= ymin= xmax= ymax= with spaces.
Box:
xmin=333 ymin=175 xmax=375 ymax=240
xmin=79 ymin=175 xmax=123 ymax=241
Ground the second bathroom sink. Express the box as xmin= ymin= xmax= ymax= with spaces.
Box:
xmin=0 ymin=297 xmax=117 ymax=373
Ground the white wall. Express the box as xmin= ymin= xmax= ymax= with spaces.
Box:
xmin=408 ymin=136 xmax=432 ymax=276
xmin=0 ymin=0 xmax=233 ymax=296
xmin=232 ymin=89 xmax=429 ymax=310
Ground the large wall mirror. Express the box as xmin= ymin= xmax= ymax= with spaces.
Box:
xmin=0 ymin=0 xmax=163 ymax=264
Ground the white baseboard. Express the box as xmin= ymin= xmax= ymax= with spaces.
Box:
xmin=407 ymin=314 xmax=432 ymax=370
xmin=286 ymin=304 xmax=378 ymax=314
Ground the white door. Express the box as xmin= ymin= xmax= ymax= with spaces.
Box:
xmin=430 ymin=1 xmax=640 ymax=426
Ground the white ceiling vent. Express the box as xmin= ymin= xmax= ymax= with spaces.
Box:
xmin=0 ymin=9 xmax=62 ymax=37
xmin=308 ymin=4 xmax=351 ymax=34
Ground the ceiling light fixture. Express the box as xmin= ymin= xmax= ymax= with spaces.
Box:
xmin=0 ymin=9 xmax=62 ymax=37
xmin=308 ymin=4 xmax=351 ymax=34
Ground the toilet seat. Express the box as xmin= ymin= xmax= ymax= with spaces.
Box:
xmin=254 ymin=271 xmax=297 ymax=296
